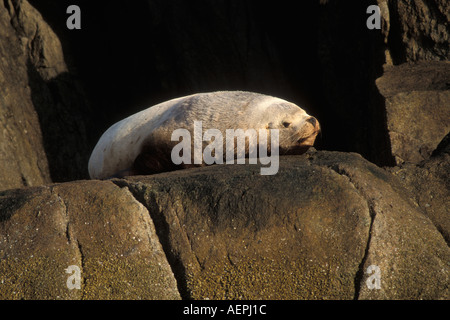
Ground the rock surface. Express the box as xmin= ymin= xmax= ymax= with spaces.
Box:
xmin=0 ymin=0 xmax=52 ymax=191
xmin=1 ymin=152 xmax=448 ymax=299
xmin=376 ymin=61 xmax=450 ymax=164
xmin=388 ymin=133 xmax=450 ymax=244
xmin=0 ymin=180 xmax=180 ymax=299
xmin=0 ymin=0 xmax=93 ymax=191
xmin=386 ymin=0 xmax=449 ymax=63
xmin=0 ymin=0 xmax=448 ymax=300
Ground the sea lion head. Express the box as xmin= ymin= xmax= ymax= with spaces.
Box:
xmin=265 ymin=103 xmax=320 ymax=155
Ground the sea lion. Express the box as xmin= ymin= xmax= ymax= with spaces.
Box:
xmin=88 ymin=91 xmax=320 ymax=179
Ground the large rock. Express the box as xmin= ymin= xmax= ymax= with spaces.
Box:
xmin=0 ymin=0 xmax=52 ymax=191
xmin=1 ymin=152 xmax=447 ymax=299
xmin=0 ymin=180 xmax=180 ymax=299
xmin=376 ymin=61 xmax=450 ymax=164
xmin=0 ymin=0 xmax=93 ymax=191
xmin=388 ymin=133 xmax=450 ymax=244
xmin=386 ymin=0 xmax=449 ymax=63
xmin=0 ymin=0 xmax=449 ymax=299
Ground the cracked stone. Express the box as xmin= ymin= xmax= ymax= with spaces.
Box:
xmin=0 ymin=180 xmax=180 ymax=300
xmin=0 ymin=151 xmax=448 ymax=299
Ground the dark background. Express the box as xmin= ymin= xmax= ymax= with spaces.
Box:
xmin=28 ymin=0 xmax=392 ymax=181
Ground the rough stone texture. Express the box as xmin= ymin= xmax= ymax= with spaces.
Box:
xmin=0 ymin=0 xmax=93 ymax=191
xmin=387 ymin=0 xmax=449 ymax=63
xmin=119 ymin=154 xmax=371 ymax=299
xmin=0 ymin=152 xmax=448 ymax=299
xmin=0 ymin=180 xmax=180 ymax=300
xmin=5 ymin=0 xmax=68 ymax=80
xmin=0 ymin=0 xmax=52 ymax=191
xmin=119 ymin=151 xmax=448 ymax=300
xmin=375 ymin=0 xmax=393 ymax=65
xmin=376 ymin=61 xmax=450 ymax=164
xmin=0 ymin=1 xmax=449 ymax=300
xmin=388 ymin=133 xmax=450 ymax=244
xmin=310 ymin=153 xmax=449 ymax=300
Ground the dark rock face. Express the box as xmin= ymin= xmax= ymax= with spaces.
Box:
xmin=386 ymin=0 xmax=449 ymax=63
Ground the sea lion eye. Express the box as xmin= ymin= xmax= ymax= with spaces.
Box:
xmin=282 ymin=121 xmax=291 ymax=128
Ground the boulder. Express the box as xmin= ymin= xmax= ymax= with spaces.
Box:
xmin=388 ymin=133 xmax=450 ymax=244
xmin=376 ymin=61 xmax=450 ymax=164
xmin=386 ymin=0 xmax=449 ymax=63
xmin=0 ymin=180 xmax=180 ymax=299
xmin=0 ymin=0 xmax=93 ymax=191
xmin=0 ymin=0 xmax=52 ymax=191
xmin=1 ymin=151 xmax=448 ymax=299
xmin=0 ymin=0 xmax=448 ymax=300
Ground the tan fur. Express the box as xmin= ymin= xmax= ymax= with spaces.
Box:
xmin=88 ymin=91 xmax=320 ymax=179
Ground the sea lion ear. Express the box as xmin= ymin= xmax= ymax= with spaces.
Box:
xmin=266 ymin=122 xmax=274 ymax=129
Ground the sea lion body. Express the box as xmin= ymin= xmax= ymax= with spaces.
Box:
xmin=88 ymin=91 xmax=320 ymax=179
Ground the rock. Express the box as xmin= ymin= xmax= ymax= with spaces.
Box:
xmin=118 ymin=153 xmax=372 ymax=299
xmin=1 ymin=0 xmax=447 ymax=190
xmin=0 ymin=0 xmax=94 ymax=190
xmin=376 ymin=61 xmax=450 ymax=164
xmin=0 ymin=180 xmax=180 ymax=300
xmin=388 ymin=133 xmax=450 ymax=244
xmin=309 ymin=152 xmax=449 ymax=300
xmin=113 ymin=151 xmax=450 ymax=300
xmin=1 ymin=152 xmax=448 ymax=299
xmin=0 ymin=0 xmax=52 ymax=191
xmin=1 ymin=1 xmax=449 ymax=300
xmin=5 ymin=0 xmax=68 ymax=80
xmin=386 ymin=0 xmax=449 ymax=63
